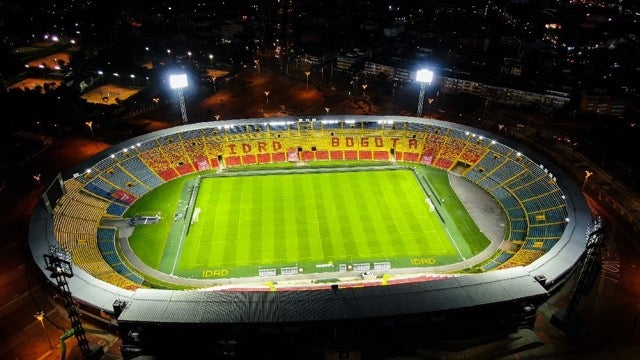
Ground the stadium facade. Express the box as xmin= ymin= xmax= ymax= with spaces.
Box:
xmin=29 ymin=116 xmax=591 ymax=359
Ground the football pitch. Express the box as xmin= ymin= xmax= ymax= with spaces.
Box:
xmin=126 ymin=165 xmax=490 ymax=280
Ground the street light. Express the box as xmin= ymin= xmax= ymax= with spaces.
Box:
xmin=209 ymin=54 xmax=214 ymax=67
xmin=34 ymin=311 xmax=54 ymax=350
xmin=416 ymin=69 xmax=434 ymax=117
xmin=362 ymin=83 xmax=368 ymax=98
xmin=583 ymin=170 xmax=593 ymax=190
xmin=85 ymin=121 xmax=93 ymax=137
xmin=480 ymin=98 xmax=489 ymax=128
xmin=169 ymin=73 xmax=189 ymax=124
xmin=255 ymin=59 xmax=261 ymax=73
xmin=353 ymin=75 xmax=359 ymax=95
xmin=264 ymin=90 xmax=270 ymax=104
xmin=305 ymin=71 xmax=311 ymax=90
xmin=325 ymin=107 xmax=330 ymax=114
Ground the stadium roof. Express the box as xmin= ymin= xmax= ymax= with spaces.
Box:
xmin=117 ymin=267 xmax=547 ymax=324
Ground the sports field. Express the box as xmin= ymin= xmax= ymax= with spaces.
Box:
xmin=80 ymin=84 xmax=140 ymax=105
xmin=126 ymin=165 xmax=490 ymax=280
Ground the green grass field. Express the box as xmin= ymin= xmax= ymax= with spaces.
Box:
xmin=126 ymin=164 xmax=490 ymax=280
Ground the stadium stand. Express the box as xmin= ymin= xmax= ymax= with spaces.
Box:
xmin=97 ymin=226 xmax=145 ymax=285
xmin=38 ymin=116 xmax=577 ymax=291
xmin=120 ymin=156 xmax=164 ymax=188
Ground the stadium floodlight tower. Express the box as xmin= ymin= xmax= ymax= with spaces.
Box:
xmin=44 ymin=245 xmax=103 ymax=359
xmin=416 ymin=69 xmax=434 ymax=117
xmin=169 ymin=73 xmax=189 ymax=124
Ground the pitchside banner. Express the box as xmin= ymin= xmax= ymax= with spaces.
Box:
xmin=112 ymin=189 xmax=137 ymax=204
xmin=194 ymin=156 xmax=210 ymax=170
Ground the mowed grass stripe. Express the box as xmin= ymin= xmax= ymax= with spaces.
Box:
xmin=330 ymin=176 xmax=356 ymax=260
xmin=305 ymin=175 xmax=325 ymax=260
xmin=316 ymin=174 xmax=344 ymax=259
xmin=236 ymin=176 xmax=262 ymax=265
xmin=261 ymin=175 xmax=278 ymax=263
xmin=365 ymin=173 xmax=406 ymax=258
xmin=341 ymin=174 xmax=372 ymax=260
xmin=219 ymin=177 xmax=242 ymax=267
xmin=232 ymin=177 xmax=250 ymax=265
xmin=312 ymin=174 xmax=335 ymax=261
xmin=300 ymin=175 xmax=315 ymax=261
xmin=248 ymin=176 xmax=264 ymax=264
xmin=205 ymin=181 xmax=230 ymax=266
xmin=352 ymin=172 xmax=383 ymax=257
xmin=293 ymin=175 xmax=313 ymax=262
xmin=207 ymin=182 xmax=230 ymax=264
xmin=200 ymin=178 xmax=220 ymax=267
xmin=275 ymin=175 xmax=296 ymax=263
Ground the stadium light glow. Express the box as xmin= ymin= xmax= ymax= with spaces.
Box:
xmin=416 ymin=69 xmax=434 ymax=117
xmin=416 ymin=69 xmax=434 ymax=83
xmin=169 ymin=73 xmax=188 ymax=89
xmin=169 ymin=73 xmax=189 ymax=124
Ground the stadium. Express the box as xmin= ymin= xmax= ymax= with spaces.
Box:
xmin=29 ymin=115 xmax=591 ymax=359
